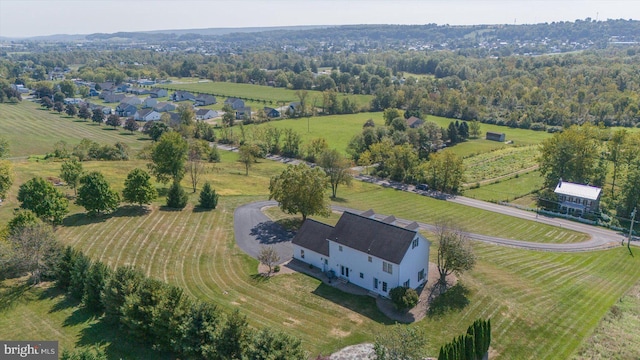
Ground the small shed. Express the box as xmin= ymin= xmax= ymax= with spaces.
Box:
xmin=486 ymin=131 xmax=506 ymax=142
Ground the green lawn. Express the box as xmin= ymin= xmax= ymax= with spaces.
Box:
xmin=251 ymin=112 xmax=384 ymax=155
xmin=160 ymin=81 xmax=374 ymax=109
xmin=464 ymin=171 xmax=545 ymax=203
xmin=0 ymin=102 xmax=149 ymax=158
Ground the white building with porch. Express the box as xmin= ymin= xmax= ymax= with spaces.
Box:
xmin=554 ymin=179 xmax=602 ymax=216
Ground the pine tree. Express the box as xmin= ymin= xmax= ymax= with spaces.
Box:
xmin=83 ymin=262 xmax=111 ymax=312
xmin=69 ymin=253 xmax=91 ymax=300
xmin=198 ymin=182 xmax=219 ymax=209
xmin=166 ymin=181 xmax=188 ymax=209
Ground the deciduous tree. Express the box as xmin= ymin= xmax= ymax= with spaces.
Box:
xmin=7 ymin=223 xmax=61 ymax=284
xmin=436 ymin=225 xmax=475 ymax=291
xmin=423 ymin=151 xmax=465 ymax=193
xmin=76 ymin=171 xmax=120 ymax=216
xmin=318 ymin=149 xmax=352 ymax=198
xmin=17 ymin=177 xmax=69 ymax=225
xmin=65 ymin=103 xmax=77 ymax=117
xmin=238 ymin=144 xmax=256 ymax=176
xmin=122 ymin=168 xmax=157 ymax=207
xmin=78 ymin=104 xmax=91 ymax=120
xmin=91 ymin=108 xmax=104 ymax=125
xmin=0 ymin=160 xmax=13 ymax=200
xmin=124 ymin=118 xmax=140 ymax=133
xmin=269 ymin=163 xmax=330 ymax=221
xmin=149 ymin=131 xmax=188 ymax=184
xmin=60 ymin=158 xmax=83 ymax=196
xmin=374 ymin=324 xmax=427 ymax=360
xmin=106 ymin=114 xmax=121 ymax=129
xmin=257 ymin=246 xmax=280 ymax=276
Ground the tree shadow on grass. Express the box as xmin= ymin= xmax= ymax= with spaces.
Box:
xmin=249 ymin=273 xmax=271 ymax=284
xmin=62 ymin=206 xmax=151 ymax=227
xmin=427 ymin=283 xmax=470 ymax=317
xmin=0 ymin=281 xmax=30 ymax=312
xmin=311 ymin=282 xmax=394 ymax=324
xmin=137 ymin=137 xmax=152 ymax=141
xmin=75 ymin=317 xmax=174 ymax=360
xmin=330 ymin=196 xmax=348 ymax=203
xmin=159 ymin=206 xmax=185 ymax=212
xmin=102 ymin=128 xmax=118 ymax=131
xmin=193 ymin=206 xmax=215 ymax=213
xmin=249 ymin=221 xmax=295 ymax=245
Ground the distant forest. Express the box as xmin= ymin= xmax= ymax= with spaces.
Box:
xmin=2 ymin=19 xmax=640 ymax=128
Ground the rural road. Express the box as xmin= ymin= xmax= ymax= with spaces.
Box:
xmin=234 ymin=197 xmax=627 ymax=264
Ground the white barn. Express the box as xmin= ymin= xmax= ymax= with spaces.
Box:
xmin=292 ymin=210 xmax=430 ymax=297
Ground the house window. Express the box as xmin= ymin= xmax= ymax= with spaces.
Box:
xmin=368 ymin=256 xmax=372 ymax=262
xmin=383 ymin=261 xmax=393 ymax=274
xmin=374 ymin=278 xmax=379 ymax=289
xmin=324 ymin=259 xmax=328 ymax=265
xmin=403 ymin=280 xmax=410 ymax=288
xmin=339 ymin=245 xmax=343 ymax=252
xmin=300 ymin=249 xmax=305 ymax=259
xmin=412 ymin=238 xmax=419 ymax=249
xmin=360 ymin=272 xmax=364 ymax=279
xmin=382 ymin=282 xmax=388 ymax=292
xmin=418 ymin=269 xmax=425 ymax=281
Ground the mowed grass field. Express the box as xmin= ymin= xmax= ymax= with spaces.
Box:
xmin=160 ymin=81 xmax=374 ymax=108
xmin=1 ymin=156 xmax=638 ymax=357
xmin=464 ymin=171 xmax=545 ymax=203
xmin=0 ymin=102 xmax=148 ymax=157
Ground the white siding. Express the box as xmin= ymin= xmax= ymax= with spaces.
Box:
xmin=398 ymin=234 xmax=430 ymax=290
xmin=292 ymin=244 xmax=328 ymax=271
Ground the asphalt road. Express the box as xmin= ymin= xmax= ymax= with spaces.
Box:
xmin=234 ymin=197 xmax=627 ymax=263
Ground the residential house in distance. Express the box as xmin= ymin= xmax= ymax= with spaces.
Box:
xmin=288 ymin=102 xmax=302 ymax=115
xmin=134 ymin=108 xmax=162 ymax=122
xmin=149 ymin=88 xmax=168 ymax=98
xmin=195 ymin=109 xmax=218 ymax=120
xmin=225 ymin=97 xmax=245 ymax=110
xmin=97 ymin=82 xmax=116 ymax=92
xmin=264 ymin=107 xmax=281 ymax=118
xmin=172 ymin=91 xmax=195 ymax=102
xmin=406 ymin=116 xmax=424 ymax=128
xmin=235 ymin=107 xmax=252 ymax=120
xmin=87 ymin=103 xmax=112 ymax=115
xmin=121 ymin=96 xmax=143 ymax=106
xmin=116 ymin=103 xmax=138 ymax=117
xmin=128 ymin=87 xmax=149 ymax=96
xmin=154 ymin=102 xmax=177 ymax=112
xmin=102 ymin=92 xmax=126 ymax=103
xmin=554 ymin=179 xmax=602 ymax=216
xmin=63 ymin=98 xmax=84 ymax=105
xmin=292 ymin=210 xmax=430 ymax=297
xmin=88 ymin=88 xmax=100 ymax=97
xmin=143 ymin=98 xmax=158 ymax=108
xmin=486 ymin=131 xmax=506 ymax=142
xmin=195 ymin=94 xmax=217 ymax=106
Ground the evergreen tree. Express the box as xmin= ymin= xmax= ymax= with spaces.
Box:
xmin=198 ymin=182 xmax=219 ymax=209
xmin=83 ymin=262 xmax=111 ymax=312
xmin=69 ymin=253 xmax=91 ymax=300
xmin=102 ymin=266 xmax=144 ymax=324
xmin=166 ymin=181 xmax=188 ymax=209
xmin=217 ymin=309 xmax=249 ymax=359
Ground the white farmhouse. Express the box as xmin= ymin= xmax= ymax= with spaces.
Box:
xmin=292 ymin=210 xmax=430 ymax=297
xmin=554 ymin=179 xmax=602 ymax=216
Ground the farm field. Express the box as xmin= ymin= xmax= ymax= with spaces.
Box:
xmin=464 ymin=171 xmax=545 ymax=203
xmin=160 ymin=81 xmax=374 ymax=109
xmin=0 ymin=102 xmax=149 ymax=157
xmin=463 ymin=145 xmax=540 ymax=184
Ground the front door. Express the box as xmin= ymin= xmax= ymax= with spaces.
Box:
xmin=373 ymin=278 xmax=379 ymax=289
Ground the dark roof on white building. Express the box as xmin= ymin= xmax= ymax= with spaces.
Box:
xmin=291 ymin=219 xmax=333 ymax=256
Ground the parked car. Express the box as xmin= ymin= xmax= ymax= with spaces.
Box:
xmin=415 ymin=184 xmax=429 ymax=191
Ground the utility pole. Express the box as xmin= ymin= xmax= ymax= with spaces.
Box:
xmin=628 ymin=207 xmax=637 ymax=253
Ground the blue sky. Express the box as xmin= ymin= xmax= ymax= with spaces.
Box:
xmin=1 ymin=0 xmax=638 ymax=38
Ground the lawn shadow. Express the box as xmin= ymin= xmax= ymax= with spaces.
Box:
xmin=137 ymin=137 xmax=152 ymax=141
xmin=330 ymin=196 xmax=348 ymax=203
xmin=62 ymin=206 xmax=150 ymax=227
xmin=119 ymin=132 xmax=135 ymax=136
xmin=427 ymin=283 xmax=470 ymax=317
xmin=193 ymin=206 xmax=214 ymax=213
xmin=311 ymin=282 xmax=394 ymax=325
xmin=249 ymin=273 xmax=271 ymax=284
xmin=40 ymin=286 xmax=79 ymax=314
xmin=0 ymin=281 xmax=30 ymax=312
xmin=159 ymin=206 xmax=185 ymax=212
xmin=102 ymin=128 xmax=118 ymax=131
xmin=75 ymin=318 xmax=174 ymax=360
xmin=249 ymin=221 xmax=295 ymax=245
xmin=63 ymin=306 xmax=99 ymax=327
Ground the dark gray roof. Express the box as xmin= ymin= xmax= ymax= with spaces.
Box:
xmin=328 ymin=212 xmax=417 ymax=264
xmin=196 ymin=109 xmax=212 ymax=115
xmin=291 ymin=219 xmax=332 ymax=256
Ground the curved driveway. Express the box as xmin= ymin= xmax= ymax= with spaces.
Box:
xmin=235 ymin=199 xmax=626 ymax=263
